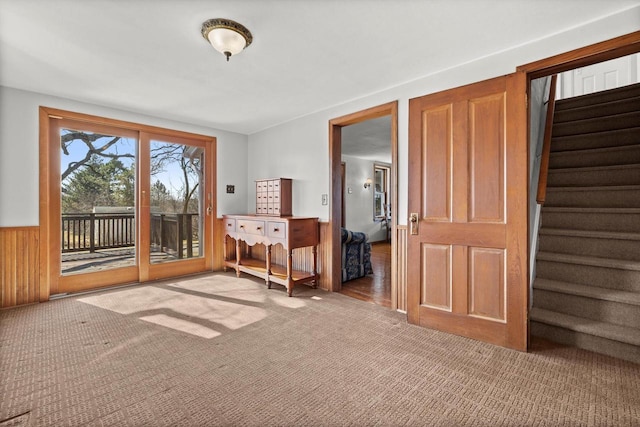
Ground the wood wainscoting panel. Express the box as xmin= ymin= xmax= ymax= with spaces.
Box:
xmin=317 ymin=222 xmax=330 ymax=291
xmin=396 ymin=225 xmax=407 ymax=312
xmin=1 ymin=227 xmax=40 ymax=308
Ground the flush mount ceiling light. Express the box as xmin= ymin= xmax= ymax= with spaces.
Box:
xmin=201 ymin=18 xmax=252 ymax=62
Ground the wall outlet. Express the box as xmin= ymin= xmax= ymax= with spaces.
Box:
xmin=321 ymin=194 xmax=328 ymax=205
xmin=226 ymin=185 xmax=235 ymax=194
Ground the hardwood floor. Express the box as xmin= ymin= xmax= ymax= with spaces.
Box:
xmin=339 ymin=242 xmax=391 ymax=308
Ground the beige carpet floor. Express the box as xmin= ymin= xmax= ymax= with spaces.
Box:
xmin=1 ymin=272 xmax=639 ymax=426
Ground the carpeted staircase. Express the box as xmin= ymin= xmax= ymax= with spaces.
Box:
xmin=530 ymin=82 xmax=640 ymax=364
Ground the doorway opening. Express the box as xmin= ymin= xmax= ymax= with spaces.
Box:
xmin=339 ymin=117 xmax=393 ymax=307
xmin=328 ymin=102 xmax=398 ymax=309
xmin=521 ymin=33 xmax=640 ymax=357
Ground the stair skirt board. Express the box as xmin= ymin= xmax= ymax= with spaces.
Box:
xmin=530 ymin=321 xmax=640 ymax=365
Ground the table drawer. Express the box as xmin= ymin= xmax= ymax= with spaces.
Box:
xmin=268 ymin=221 xmax=286 ymax=239
xmin=237 ymin=219 xmax=265 ymax=236
xmin=224 ymin=218 xmax=236 ymax=232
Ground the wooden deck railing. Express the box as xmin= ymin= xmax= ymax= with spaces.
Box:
xmin=62 ymin=213 xmax=135 ymax=253
xmin=150 ymin=213 xmax=198 ymax=259
xmin=62 ymin=212 xmax=198 ymax=257
xmin=536 ymin=74 xmax=558 ymax=205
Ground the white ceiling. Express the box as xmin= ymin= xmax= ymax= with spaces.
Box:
xmin=0 ymin=0 xmax=638 ymax=135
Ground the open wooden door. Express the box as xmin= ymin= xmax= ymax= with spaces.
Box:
xmin=407 ymin=73 xmax=528 ymax=351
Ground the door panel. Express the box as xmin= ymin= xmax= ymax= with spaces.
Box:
xmin=54 ymin=119 xmax=140 ymax=293
xmin=420 ymin=243 xmax=451 ymax=311
xmin=468 ymin=247 xmax=505 ymax=322
xmin=140 ymin=132 xmax=214 ymax=282
xmin=423 ymin=105 xmax=452 ymax=222
xmin=469 ymin=93 xmax=505 ymax=223
xmin=407 ymin=73 xmax=528 ymax=351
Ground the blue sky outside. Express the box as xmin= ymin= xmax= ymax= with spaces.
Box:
xmin=60 ymin=129 xmax=195 ymax=202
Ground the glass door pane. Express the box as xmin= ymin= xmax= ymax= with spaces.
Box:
xmin=149 ymin=140 xmax=204 ymax=264
xmin=60 ymin=128 xmax=137 ymax=275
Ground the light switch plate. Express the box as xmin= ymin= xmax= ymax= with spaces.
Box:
xmin=321 ymin=194 xmax=328 ymax=205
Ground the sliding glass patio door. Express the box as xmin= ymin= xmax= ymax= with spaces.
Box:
xmin=139 ymin=132 xmax=213 ymax=282
xmin=49 ymin=116 xmax=214 ymax=294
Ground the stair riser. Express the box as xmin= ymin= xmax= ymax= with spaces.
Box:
xmin=530 ymin=321 xmax=640 ymax=365
xmin=547 ymin=167 xmax=640 ymax=187
xmin=548 ymin=146 xmax=640 ymax=168
xmin=552 ymin=112 xmax=640 ymax=137
xmin=536 ymin=260 xmax=640 ymax=292
xmin=545 ymin=188 xmax=640 ymax=208
xmin=554 ymin=97 xmax=640 ymax=123
xmin=540 ymin=212 xmax=640 ymax=232
xmin=551 ymin=128 xmax=640 ymax=152
xmin=555 ymin=83 xmax=640 ymax=110
xmin=533 ymin=289 xmax=640 ymax=329
xmin=538 ymin=235 xmax=640 ymax=261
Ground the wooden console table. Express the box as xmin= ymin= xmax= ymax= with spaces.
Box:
xmin=222 ymin=214 xmax=319 ymax=296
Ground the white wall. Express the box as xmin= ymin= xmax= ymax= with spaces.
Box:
xmin=247 ymin=7 xmax=640 ymax=225
xmin=0 ymin=86 xmax=248 ymax=227
xmin=341 ymin=155 xmax=387 ymax=242
xmin=528 ymin=76 xmax=552 ymax=291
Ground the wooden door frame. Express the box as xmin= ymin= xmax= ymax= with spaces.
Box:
xmin=328 ymin=101 xmax=398 ymax=307
xmin=518 ymin=31 xmax=640 ymax=80
xmin=39 ymin=107 xmax=216 ymax=300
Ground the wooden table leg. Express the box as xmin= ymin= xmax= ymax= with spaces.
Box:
xmin=266 ymin=244 xmax=272 ymax=289
xmin=223 ymin=234 xmax=228 ymax=272
xmin=287 ymin=249 xmax=293 ymax=297
xmin=235 ymin=238 xmax=242 ymax=278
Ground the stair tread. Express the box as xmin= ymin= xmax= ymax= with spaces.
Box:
xmin=548 ymin=163 xmax=640 ymax=174
xmin=530 ymin=307 xmax=640 ymax=346
xmin=541 ymin=207 xmax=640 ymax=214
xmin=555 ymin=82 xmax=640 ymax=110
xmin=550 ymin=143 xmax=640 ymax=158
xmin=533 ymin=278 xmax=640 ymax=306
xmin=536 ymin=251 xmax=640 ymax=271
xmin=546 ymin=184 xmax=640 ymax=192
xmin=555 ymin=95 xmax=640 ymax=115
xmin=550 ymin=127 xmax=640 ymax=152
xmin=539 ymin=227 xmax=640 ymax=241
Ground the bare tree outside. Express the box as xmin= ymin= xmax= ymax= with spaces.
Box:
xmin=60 ymin=130 xmax=205 ymax=274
